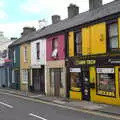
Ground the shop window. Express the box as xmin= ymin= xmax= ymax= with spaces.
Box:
xmin=70 ymin=68 xmax=81 ymax=91
xmin=74 ymin=31 xmax=82 ymax=55
xmin=96 ymin=68 xmax=116 ymax=97
xmin=52 ymin=38 xmax=58 ymax=58
xmin=108 ymin=23 xmax=118 ymax=51
xmin=36 ymin=42 xmax=40 ymax=60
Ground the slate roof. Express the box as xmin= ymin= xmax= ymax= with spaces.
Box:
xmin=9 ymin=0 xmax=120 ymax=47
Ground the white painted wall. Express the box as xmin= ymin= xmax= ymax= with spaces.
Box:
xmin=31 ymin=39 xmax=46 ymax=67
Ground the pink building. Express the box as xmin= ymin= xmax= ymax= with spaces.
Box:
xmin=46 ymin=34 xmax=66 ymax=97
xmin=46 ymin=34 xmax=65 ymax=61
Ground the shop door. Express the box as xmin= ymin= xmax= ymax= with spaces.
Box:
xmin=54 ymin=69 xmax=61 ymax=97
xmin=82 ymin=69 xmax=90 ymax=101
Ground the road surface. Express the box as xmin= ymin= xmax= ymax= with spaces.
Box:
xmin=0 ymin=92 xmax=119 ymax=120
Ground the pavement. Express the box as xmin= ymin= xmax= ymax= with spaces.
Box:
xmin=0 ymin=88 xmax=120 ymax=117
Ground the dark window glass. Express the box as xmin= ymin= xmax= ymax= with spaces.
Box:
xmin=36 ymin=42 xmax=40 ymax=59
xmin=75 ymin=31 xmax=82 ymax=55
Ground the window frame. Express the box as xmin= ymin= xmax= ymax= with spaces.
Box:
xmin=36 ymin=42 xmax=40 ymax=60
xmin=22 ymin=69 xmax=28 ymax=84
xmin=24 ymin=46 xmax=27 ymax=63
xmin=13 ymin=50 xmax=16 ymax=63
xmin=74 ymin=30 xmax=82 ymax=56
xmin=96 ymin=68 xmax=116 ymax=98
xmin=107 ymin=20 xmax=119 ymax=52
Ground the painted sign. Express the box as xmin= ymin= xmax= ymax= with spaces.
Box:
xmin=97 ymin=90 xmax=115 ymax=97
xmin=70 ymin=68 xmax=81 ymax=72
xmin=97 ymin=68 xmax=114 ymax=73
xmin=76 ymin=60 xmax=96 ymax=65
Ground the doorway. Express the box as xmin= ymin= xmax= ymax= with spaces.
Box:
xmin=81 ymin=68 xmax=90 ymax=101
xmin=32 ymin=67 xmax=45 ymax=94
xmin=50 ymin=68 xmax=63 ymax=97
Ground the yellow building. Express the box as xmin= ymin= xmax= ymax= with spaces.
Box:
xmin=20 ymin=42 xmax=31 ymax=91
xmin=68 ymin=17 xmax=120 ymax=105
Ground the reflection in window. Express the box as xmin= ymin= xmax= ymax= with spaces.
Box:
xmin=70 ymin=72 xmax=80 ymax=88
xmin=108 ymin=23 xmax=118 ymax=50
xmin=97 ymin=72 xmax=115 ymax=97
xmin=75 ymin=31 xmax=82 ymax=55
xmin=52 ymin=38 xmax=58 ymax=58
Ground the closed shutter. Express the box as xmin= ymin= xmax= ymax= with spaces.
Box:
xmin=82 ymin=27 xmax=91 ymax=55
xmin=82 ymin=23 xmax=106 ymax=55
xmin=91 ymin=22 xmax=106 ymax=54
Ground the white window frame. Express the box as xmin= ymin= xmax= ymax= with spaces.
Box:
xmin=24 ymin=46 xmax=27 ymax=63
xmin=22 ymin=69 xmax=28 ymax=84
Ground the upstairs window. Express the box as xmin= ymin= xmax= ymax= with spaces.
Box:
xmin=74 ymin=31 xmax=82 ymax=55
xmin=13 ymin=50 xmax=16 ymax=63
xmin=108 ymin=23 xmax=118 ymax=50
xmin=36 ymin=42 xmax=40 ymax=60
xmin=24 ymin=46 xmax=27 ymax=62
xmin=52 ymin=38 xmax=58 ymax=58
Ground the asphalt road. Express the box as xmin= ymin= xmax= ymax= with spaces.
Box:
xmin=0 ymin=92 xmax=118 ymax=120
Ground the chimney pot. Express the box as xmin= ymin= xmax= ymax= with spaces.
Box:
xmin=21 ymin=27 xmax=36 ymax=36
xmin=89 ymin=0 xmax=102 ymax=10
xmin=52 ymin=15 xmax=61 ymax=24
xmin=68 ymin=4 xmax=79 ymax=18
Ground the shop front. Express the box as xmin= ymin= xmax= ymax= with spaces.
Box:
xmin=68 ymin=56 xmax=120 ymax=105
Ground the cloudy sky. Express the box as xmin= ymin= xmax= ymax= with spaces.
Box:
xmin=0 ymin=0 xmax=114 ymax=39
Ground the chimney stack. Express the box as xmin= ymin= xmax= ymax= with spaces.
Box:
xmin=68 ymin=4 xmax=79 ymax=18
xmin=89 ymin=0 xmax=102 ymax=10
xmin=21 ymin=27 xmax=36 ymax=36
xmin=52 ymin=15 xmax=61 ymax=24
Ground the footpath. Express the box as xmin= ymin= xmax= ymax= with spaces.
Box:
xmin=0 ymin=88 xmax=120 ymax=116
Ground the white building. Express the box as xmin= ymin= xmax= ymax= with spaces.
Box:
xmin=30 ymin=39 xmax=46 ymax=94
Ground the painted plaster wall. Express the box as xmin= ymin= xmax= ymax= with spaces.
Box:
xmin=46 ymin=34 xmax=65 ymax=61
xmin=31 ymin=39 xmax=46 ymax=67
xmin=20 ymin=43 xmax=31 ymax=91
xmin=20 ymin=43 xmax=31 ymax=69
xmin=46 ymin=60 xmax=66 ymax=97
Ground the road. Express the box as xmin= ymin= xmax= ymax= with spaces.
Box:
xmin=0 ymin=92 xmax=118 ymax=120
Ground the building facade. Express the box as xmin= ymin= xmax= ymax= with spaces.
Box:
xmin=20 ymin=42 xmax=31 ymax=91
xmin=9 ymin=46 xmax=20 ymax=89
xmin=46 ymin=34 xmax=66 ymax=97
xmin=67 ymin=13 xmax=120 ymax=105
xmin=30 ymin=39 xmax=46 ymax=94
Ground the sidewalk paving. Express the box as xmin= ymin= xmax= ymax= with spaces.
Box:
xmin=0 ymin=88 xmax=120 ymax=116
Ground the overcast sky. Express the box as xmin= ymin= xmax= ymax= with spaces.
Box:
xmin=0 ymin=0 xmax=114 ymax=39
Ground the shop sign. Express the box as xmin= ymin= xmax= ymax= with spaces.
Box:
xmin=76 ymin=60 xmax=96 ymax=65
xmin=97 ymin=90 xmax=115 ymax=97
xmin=97 ymin=68 xmax=114 ymax=73
xmin=70 ymin=68 xmax=81 ymax=72
xmin=108 ymin=59 xmax=120 ymax=64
